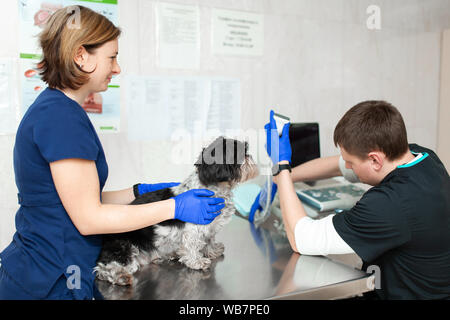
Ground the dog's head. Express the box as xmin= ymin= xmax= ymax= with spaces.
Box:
xmin=194 ymin=137 xmax=258 ymax=187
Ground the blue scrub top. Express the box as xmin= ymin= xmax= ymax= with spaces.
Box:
xmin=0 ymin=87 xmax=108 ymax=299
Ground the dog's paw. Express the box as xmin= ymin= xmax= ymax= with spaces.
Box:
xmin=95 ymin=262 xmax=136 ymax=286
xmin=115 ymin=272 xmax=134 ymax=286
xmin=205 ymin=242 xmax=225 ymax=259
xmin=151 ymin=257 xmax=165 ymax=264
xmin=183 ymin=257 xmax=211 ymax=271
xmin=195 ymin=257 xmax=212 ymax=271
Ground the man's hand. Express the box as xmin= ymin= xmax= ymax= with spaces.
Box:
xmin=264 ymin=110 xmax=292 ymax=165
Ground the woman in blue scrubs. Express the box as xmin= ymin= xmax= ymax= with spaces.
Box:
xmin=0 ymin=6 xmax=225 ymax=300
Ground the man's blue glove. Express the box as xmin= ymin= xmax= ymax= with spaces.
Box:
xmin=248 ymin=183 xmax=278 ymax=223
xmin=173 ymin=189 xmax=225 ymax=225
xmin=264 ymin=110 xmax=292 ymax=164
xmin=135 ymin=182 xmax=180 ymax=197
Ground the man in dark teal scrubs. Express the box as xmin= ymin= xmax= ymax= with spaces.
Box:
xmin=266 ymin=101 xmax=450 ymax=299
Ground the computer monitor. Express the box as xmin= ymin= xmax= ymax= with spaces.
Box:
xmin=289 ymin=122 xmax=320 ymax=168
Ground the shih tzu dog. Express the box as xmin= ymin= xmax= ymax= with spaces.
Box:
xmin=95 ymin=137 xmax=258 ymax=286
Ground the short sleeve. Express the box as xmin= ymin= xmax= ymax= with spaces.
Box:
xmin=332 ymin=188 xmax=411 ymax=262
xmin=33 ymin=103 xmax=99 ymax=163
xmin=294 ymin=215 xmax=355 ymax=256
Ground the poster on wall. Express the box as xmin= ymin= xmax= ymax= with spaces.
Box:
xmin=0 ymin=58 xmax=19 ymax=135
xmin=19 ymin=54 xmax=46 ymax=116
xmin=17 ymin=0 xmax=120 ymax=133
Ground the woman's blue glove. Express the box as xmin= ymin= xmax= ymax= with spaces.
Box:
xmin=264 ymin=110 xmax=292 ymax=164
xmin=173 ymin=189 xmax=225 ymax=225
xmin=136 ymin=182 xmax=180 ymax=196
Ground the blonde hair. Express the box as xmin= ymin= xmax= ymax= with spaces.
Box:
xmin=38 ymin=5 xmax=121 ymax=90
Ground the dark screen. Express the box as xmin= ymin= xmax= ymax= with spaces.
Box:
xmin=289 ymin=123 xmax=320 ymax=168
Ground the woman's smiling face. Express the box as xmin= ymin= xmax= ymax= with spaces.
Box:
xmin=83 ymin=39 xmax=121 ymax=92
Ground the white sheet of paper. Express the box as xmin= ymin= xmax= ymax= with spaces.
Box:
xmin=126 ymin=75 xmax=240 ymax=141
xmin=212 ymin=8 xmax=264 ymax=56
xmin=156 ymin=2 xmax=200 ymax=69
xmin=207 ymin=79 xmax=241 ymax=132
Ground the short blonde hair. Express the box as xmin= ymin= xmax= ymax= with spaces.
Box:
xmin=38 ymin=5 xmax=121 ymax=90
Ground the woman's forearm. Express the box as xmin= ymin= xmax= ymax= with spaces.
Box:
xmin=50 ymin=159 xmax=175 ymax=236
xmin=82 ymin=199 xmax=175 ymax=235
xmin=101 ymin=187 xmax=135 ymax=205
xmin=290 ymin=155 xmax=342 ymax=182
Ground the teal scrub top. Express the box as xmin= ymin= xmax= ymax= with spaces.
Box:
xmin=333 ymin=144 xmax=450 ymax=299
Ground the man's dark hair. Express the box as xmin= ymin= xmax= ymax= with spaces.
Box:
xmin=333 ymin=100 xmax=409 ymax=160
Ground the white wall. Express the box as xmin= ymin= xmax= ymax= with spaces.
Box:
xmin=1 ymin=0 xmax=450 ymax=250
xmin=438 ymin=29 xmax=450 ymax=170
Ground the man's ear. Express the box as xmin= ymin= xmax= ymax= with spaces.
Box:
xmin=368 ymin=151 xmax=384 ymax=171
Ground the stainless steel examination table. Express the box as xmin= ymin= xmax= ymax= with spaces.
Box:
xmin=96 ymin=213 xmax=375 ymax=300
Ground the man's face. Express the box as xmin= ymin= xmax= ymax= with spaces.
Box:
xmin=340 ymin=146 xmax=382 ymax=186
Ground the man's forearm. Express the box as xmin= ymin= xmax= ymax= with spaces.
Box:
xmin=275 ymin=162 xmax=307 ymax=252
xmin=291 ymin=155 xmax=342 ymax=182
xmin=101 ymin=187 xmax=135 ymax=205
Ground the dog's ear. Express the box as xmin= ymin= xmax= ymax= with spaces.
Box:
xmin=194 ymin=137 xmax=247 ymax=186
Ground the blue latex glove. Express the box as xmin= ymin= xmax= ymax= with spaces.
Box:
xmin=264 ymin=110 xmax=292 ymax=164
xmin=248 ymin=183 xmax=278 ymax=223
xmin=173 ymin=189 xmax=225 ymax=225
xmin=137 ymin=182 xmax=180 ymax=196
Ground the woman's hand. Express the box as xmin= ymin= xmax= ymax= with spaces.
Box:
xmin=136 ymin=182 xmax=180 ymax=196
xmin=173 ymin=189 xmax=225 ymax=225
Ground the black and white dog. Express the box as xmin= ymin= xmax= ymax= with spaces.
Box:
xmin=95 ymin=137 xmax=258 ymax=286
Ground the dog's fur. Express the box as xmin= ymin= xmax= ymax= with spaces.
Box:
xmin=95 ymin=137 xmax=258 ymax=286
